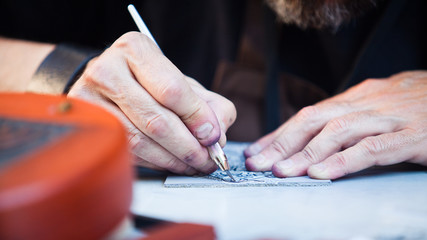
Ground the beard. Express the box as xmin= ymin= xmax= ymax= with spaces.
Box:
xmin=265 ymin=0 xmax=380 ymax=31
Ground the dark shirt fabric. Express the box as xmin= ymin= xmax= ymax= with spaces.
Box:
xmin=1 ymin=0 xmax=426 ymax=137
xmin=1 ymin=0 xmax=426 ymax=90
xmin=276 ymin=0 xmax=427 ymax=95
xmin=0 ymin=0 xmax=246 ymax=89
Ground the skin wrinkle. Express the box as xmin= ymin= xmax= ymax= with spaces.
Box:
xmin=158 ymin=79 xmax=186 ymax=108
xmin=128 ymin=129 xmax=141 ymax=151
xmin=180 ymin=100 xmax=204 ymax=123
xmin=330 ymin=152 xmax=350 ymax=175
xmin=325 ymin=117 xmax=350 ymax=136
xmin=300 ymin=145 xmax=320 ymax=164
xmin=270 ymin=138 xmax=292 ymax=160
xmin=144 ymin=114 xmax=169 ymax=138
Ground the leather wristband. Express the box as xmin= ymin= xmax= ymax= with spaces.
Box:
xmin=28 ymin=44 xmax=99 ymax=94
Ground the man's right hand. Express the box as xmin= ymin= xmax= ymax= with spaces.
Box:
xmin=68 ymin=32 xmax=236 ymax=175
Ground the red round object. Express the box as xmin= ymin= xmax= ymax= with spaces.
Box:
xmin=0 ymin=93 xmax=133 ymax=240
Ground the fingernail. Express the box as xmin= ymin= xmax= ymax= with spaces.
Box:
xmin=247 ymin=154 xmax=268 ymax=171
xmin=245 ymin=143 xmax=262 ymax=156
xmin=253 ymin=154 xmax=266 ymax=165
xmin=308 ymin=163 xmax=330 ymax=179
xmin=275 ymin=159 xmax=294 ymax=172
xmin=195 ymin=122 xmax=213 ymax=140
xmin=310 ymin=162 xmax=326 ymax=173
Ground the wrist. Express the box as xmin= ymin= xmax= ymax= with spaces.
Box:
xmin=27 ymin=43 xmax=100 ymax=95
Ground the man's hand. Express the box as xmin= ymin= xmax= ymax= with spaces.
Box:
xmin=68 ymin=32 xmax=236 ymax=175
xmin=245 ymin=71 xmax=427 ymax=179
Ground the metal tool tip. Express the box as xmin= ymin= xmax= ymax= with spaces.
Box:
xmin=225 ymin=170 xmax=236 ymax=182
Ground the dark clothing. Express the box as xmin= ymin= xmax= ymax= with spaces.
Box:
xmin=0 ymin=0 xmax=246 ymax=89
xmin=1 ymin=0 xmax=426 ymax=140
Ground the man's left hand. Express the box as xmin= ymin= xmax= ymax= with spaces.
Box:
xmin=245 ymin=71 xmax=427 ymax=179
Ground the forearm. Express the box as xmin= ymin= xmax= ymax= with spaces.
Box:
xmin=0 ymin=37 xmax=54 ymax=92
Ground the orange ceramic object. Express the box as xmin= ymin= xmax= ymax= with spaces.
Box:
xmin=144 ymin=223 xmax=216 ymax=240
xmin=0 ymin=93 xmax=133 ymax=240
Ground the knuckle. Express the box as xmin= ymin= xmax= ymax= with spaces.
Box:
xmin=301 ymin=145 xmax=319 ymax=164
xmin=144 ymin=114 xmax=169 ymax=138
xmin=295 ymin=105 xmax=319 ymax=123
xmin=336 ymin=100 xmax=353 ymax=110
xmin=82 ymin=59 xmax=117 ymax=94
xmin=397 ymin=76 xmax=418 ymax=89
xmin=332 ymin=152 xmax=349 ymax=175
xmin=361 ymin=136 xmax=386 ymax=154
xmin=360 ymin=136 xmax=386 ymax=162
xmin=181 ymin=149 xmax=203 ymax=166
xmin=181 ymin=101 xmax=203 ymax=123
xmin=358 ymin=78 xmax=384 ymax=92
xmin=271 ymin=139 xmax=291 ymax=159
xmin=127 ymin=130 xmax=146 ymax=153
xmin=115 ymin=32 xmax=158 ymax=56
xmin=127 ymin=132 xmax=155 ymax=158
xmin=115 ymin=32 xmax=142 ymax=49
xmin=157 ymin=80 xmax=186 ymax=106
xmin=325 ymin=117 xmax=349 ymax=135
xmin=82 ymin=60 xmax=103 ymax=84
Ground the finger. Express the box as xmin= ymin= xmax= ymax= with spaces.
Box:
xmin=244 ymin=131 xmax=277 ymax=158
xmin=272 ymin=111 xmax=402 ymax=177
xmin=129 ymin=133 xmax=198 ymax=175
xmin=307 ymin=130 xmax=416 ymax=179
xmin=118 ymin=32 xmax=221 ymax=146
xmin=81 ymin=54 xmax=217 ymax=173
xmin=69 ymin=83 xmax=200 ymax=175
xmin=115 ymin=76 xmax=217 ymax=173
xmin=196 ymin=90 xmax=236 ymax=147
xmin=183 ymin=76 xmax=237 ymax=147
xmin=246 ymin=103 xmax=353 ymax=171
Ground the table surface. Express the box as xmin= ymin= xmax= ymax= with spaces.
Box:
xmin=131 ymin=164 xmax=427 ymax=240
